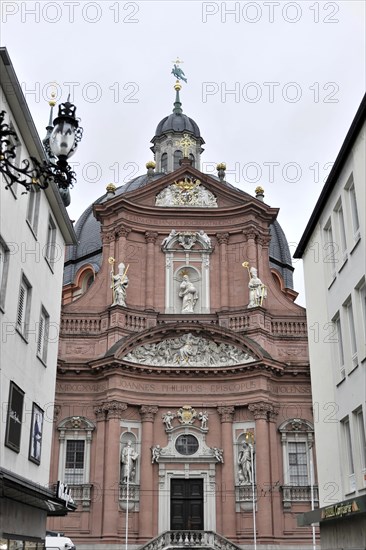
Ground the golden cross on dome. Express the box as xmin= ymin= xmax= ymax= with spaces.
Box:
xmin=178 ymin=133 xmax=194 ymax=157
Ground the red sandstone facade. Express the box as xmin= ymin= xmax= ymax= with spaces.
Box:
xmin=48 ymin=161 xmax=317 ymax=549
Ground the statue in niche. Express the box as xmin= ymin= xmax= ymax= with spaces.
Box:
xmin=179 ymin=274 xmax=198 ymax=313
xmin=111 ymin=262 xmax=129 ymax=307
xmin=151 ymin=445 xmax=162 ymax=463
xmin=121 ymin=441 xmax=139 ymax=483
xmin=238 ymin=442 xmax=253 ymax=484
xmin=247 ymin=266 xmax=267 ymax=308
xmin=162 ymin=411 xmax=175 ymax=430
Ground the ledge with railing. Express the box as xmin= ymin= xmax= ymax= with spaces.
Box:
xmin=139 ymin=530 xmax=242 ymax=550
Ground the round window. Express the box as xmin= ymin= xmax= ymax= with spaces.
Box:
xmin=175 ymin=434 xmax=199 ymax=456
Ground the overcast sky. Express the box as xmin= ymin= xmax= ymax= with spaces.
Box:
xmin=1 ymin=0 xmax=365 ymax=305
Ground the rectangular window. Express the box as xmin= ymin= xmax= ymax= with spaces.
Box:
xmin=334 ymin=201 xmax=347 ymax=261
xmin=333 ymin=314 xmax=345 ymax=378
xmin=357 ymin=280 xmax=366 ymax=344
xmin=37 ymin=306 xmax=49 ymax=364
xmin=344 ymin=298 xmax=358 ymax=368
xmin=0 ymin=237 xmax=10 ymax=311
xmin=323 ymin=219 xmax=337 ymax=281
xmin=65 ymin=440 xmax=85 ymax=484
xmin=354 ymin=409 xmax=366 ymax=472
xmin=26 ymin=187 xmax=41 ymax=236
xmin=288 ymin=441 xmax=308 ymax=486
xmin=345 ymin=176 xmax=360 ymax=241
xmin=17 ymin=274 xmax=32 ymax=339
xmin=5 ymin=382 xmax=25 ymax=453
xmin=45 ymin=216 xmax=57 ymax=268
xmin=342 ymin=417 xmax=355 ymax=475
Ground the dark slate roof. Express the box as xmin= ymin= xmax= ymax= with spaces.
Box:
xmin=154 ymin=113 xmax=201 ymax=138
xmin=64 ymin=173 xmax=294 ymax=289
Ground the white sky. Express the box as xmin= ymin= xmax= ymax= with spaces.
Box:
xmin=1 ymin=0 xmax=365 ymax=305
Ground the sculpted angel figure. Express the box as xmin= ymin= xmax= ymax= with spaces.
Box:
xmin=162 ymin=411 xmax=175 ymax=430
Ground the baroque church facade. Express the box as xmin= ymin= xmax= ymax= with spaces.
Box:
xmin=48 ymin=78 xmax=317 ymax=549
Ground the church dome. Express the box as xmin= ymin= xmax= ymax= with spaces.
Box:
xmin=154 ymin=112 xmax=201 ymax=138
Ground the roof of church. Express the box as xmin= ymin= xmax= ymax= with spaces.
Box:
xmin=154 ymin=113 xmax=201 ymax=139
xmin=63 ymin=172 xmax=294 ymax=289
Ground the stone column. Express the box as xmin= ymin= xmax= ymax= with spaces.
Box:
xmin=102 ymin=230 xmax=116 ymax=303
xmin=243 ymin=230 xmax=258 ymax=271
xmin=216 ymin=233 xmax=229 ymax=309
xmin=102 ymin=400 xmax=127 ymax=537
xmin=218 ymin=405 xmax=236 ymax=538
xmin=268 ymin=406 xmax=281 ymax=538
xmin=92 ymin=404 xmax=107 ymax=536
xmin=145 ymin=232 xmax=158 ymax=310
xmin=116 ymin=225 xmax=131 ymax=264
xmin=138 ymin=405 xmax=158 ymax=539
xmin=248 ymin=402 xmax=274 ymax=539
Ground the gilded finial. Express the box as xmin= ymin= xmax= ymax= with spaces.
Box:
xmin=106 ymin=183 xmax=116 ymax=194
xmin=174 ymin=80 xmax=182 ymax=91
xmin=49 ymin=91 xmax=56 ymax=107
xmin=216 ymin=162 xmax=226 ymax=171
xmin=255 ymin=186 xmax=264 ymax=195
xmin=146 ymin=160 xmax=156 ymax=169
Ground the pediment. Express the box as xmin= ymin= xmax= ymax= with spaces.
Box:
xmin=112 ymin=327 xmax=261 ymax=368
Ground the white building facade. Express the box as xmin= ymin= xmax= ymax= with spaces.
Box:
xmin=295 ymin=95 xmax=366 ymax=549
xmin=0 ymin=48 xmax=77 ymax=547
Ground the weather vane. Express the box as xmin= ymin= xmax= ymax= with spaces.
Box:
xmin=171 ymin=57 xmax=187 ymax=83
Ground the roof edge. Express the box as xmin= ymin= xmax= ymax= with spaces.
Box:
xmin=294 ymin=93 xmax=366 ymax=258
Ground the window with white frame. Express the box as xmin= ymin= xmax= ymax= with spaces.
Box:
xmin=333 ymin=313 xmax=345 ymax=380
xmin=288 ymin=441 xmax=308 ymax=486
xmin=65 ymin=440 xmax=85 ymax=484
xmin=17 ymin=274 xmax=32 ymax=339
xmin=323 ymin=219 xmax=337 ymax=281
xmin=341 ymin=416 xmax=355 ymax=493
xmin=279 ymin=419 xmax=317 ymax=508
xmin=334 ymin=200 xmax=347 ymax=262
xmin=37 ymin=306 xmax=49 ymax=364
xmin=0 ymin=237 xmax=10 ymax=311
xmin=58 ymin=416 xmax=95 ymax=488
xmin=26 ymin=187 xmax=41 ymax=236
xmin=345 ymin=176 xmax=360 ymax=241
xmin=356 ymin=279 xmax=366 ymax=345
xmin=45 ymin=216 xmax=57 ymax=268
xmin=344 ymin=298 xmax=358 ymax=368
xmin=354 ymin=408 xmax=366 ymax=474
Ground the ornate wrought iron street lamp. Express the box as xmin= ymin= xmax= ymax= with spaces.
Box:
xmin=0 ymin=97 xmax=83 ymax=195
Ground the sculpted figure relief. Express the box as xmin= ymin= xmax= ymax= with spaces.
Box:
xmin=123 ymin=333 xmax=255 ymax=367
xmin=111 ymin=262 xmax=128 ymax=307
xmin=179 ymin=275 xmax=198 ymax=313
xmin=151 ymin=445 xmax=162 ymax=463
xmin=162 ymin=411 xmax=175 ymax=430
xmin=248 ymin=266 xmax=267 ymax=308
xmin=121 ymin=441 xmax=138 ymax=483
xmin=238 ymin=442 xmax=253 ymax=484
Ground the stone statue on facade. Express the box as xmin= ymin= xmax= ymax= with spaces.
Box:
xmin=179 ymin=274 xmax=198 ymax=313
xmin=247 ymin=266 xmax=267 ymax=308
xmin=111 ymin=262 xmax=129 ymax=307
xmin=238 ymin=442 xmax=253 ymax=484
xmin=198 ymin=411 xmax=209 ymax=430
xmin=151 ymin=445 xmax=162 ymax=463
xmin=161 ymin=229 xmax=177 ymax=248
xmin=121 ymin=441 xmax=138 ymax=483
xmin=162 ymin=411 xmax=175 ymax=430
xmin=212 ymin=447 xmax=224 ymax=463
